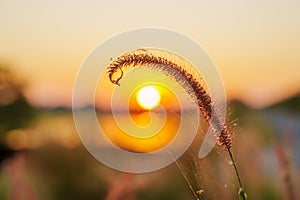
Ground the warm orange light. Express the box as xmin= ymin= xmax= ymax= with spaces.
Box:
xmin=136 ymin=86 xmax=161 ymax=110
xmin=100 ymin=85 xmax=181 ymax=153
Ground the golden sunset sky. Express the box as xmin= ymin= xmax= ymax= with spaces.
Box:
xmin=0 ymin=0 xmax=299 ymax=108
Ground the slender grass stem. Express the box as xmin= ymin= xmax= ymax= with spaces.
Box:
xmin=226 ymin=146 xmax=247 ymax=200
xmin=175 ymin=159 xmax=201 ymax=200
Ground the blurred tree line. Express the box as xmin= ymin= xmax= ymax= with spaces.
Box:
xmin=0 ymin=67 xmax=35 ymax=134
xmin=0 ymin=66 xmax=36 ymax=163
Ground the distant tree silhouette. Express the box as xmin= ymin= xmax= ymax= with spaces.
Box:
xmin=0 ymin=66 xmax=35 ymax=164
xmin=0 ymin=67 xmax=35 ymax=134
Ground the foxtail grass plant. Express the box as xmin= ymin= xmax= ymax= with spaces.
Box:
xmin=108 ymin=49 xmax=247 ymax=199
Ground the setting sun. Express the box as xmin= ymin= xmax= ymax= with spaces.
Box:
xmin=136 ymin=86 xmax=161 ymax=110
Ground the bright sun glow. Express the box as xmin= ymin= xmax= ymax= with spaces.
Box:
xmin=136 ymin=86 xmax=161 ymax=110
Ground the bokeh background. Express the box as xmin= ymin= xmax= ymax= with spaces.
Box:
xmin=0 ymin=1 xmax=299 ymax=199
